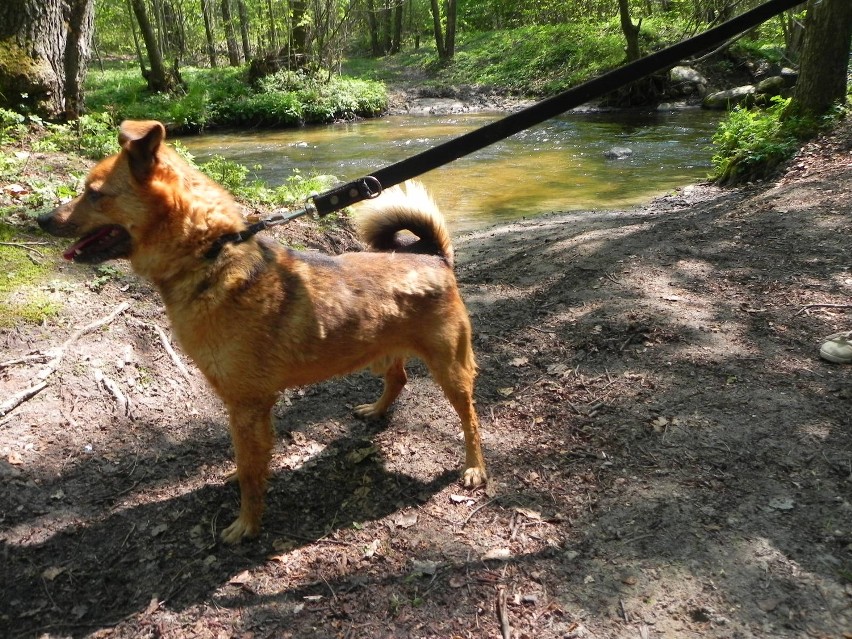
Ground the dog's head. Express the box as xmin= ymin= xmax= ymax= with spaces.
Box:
xmin=38 ymin=120 xmax=177 ymax=264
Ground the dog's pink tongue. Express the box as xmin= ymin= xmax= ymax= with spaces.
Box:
xmin=62 ymin=239 xmax=87 ymax=261
xmin=62 ymin=229 xmax=108 ymax=261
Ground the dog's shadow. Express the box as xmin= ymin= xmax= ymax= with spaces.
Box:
xmin=1 ymin=377 xmax=457 ymax=638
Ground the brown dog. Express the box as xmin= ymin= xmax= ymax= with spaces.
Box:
xmin=38 ymin=120 xmax=487 ymax=543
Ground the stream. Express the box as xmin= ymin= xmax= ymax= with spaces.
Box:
xmin=181 ymin=108 xmax=722 ymax=233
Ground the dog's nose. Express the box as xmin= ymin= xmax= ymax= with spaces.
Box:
xmin=36 ymin=212 xmax=53 ymax=231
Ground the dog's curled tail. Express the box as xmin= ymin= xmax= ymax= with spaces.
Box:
xmin=356 ymin=181 xmax=454 ymax=268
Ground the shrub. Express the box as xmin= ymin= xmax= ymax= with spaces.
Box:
xmin=711 ymin=97 xmax=818 ymax=184
xmin=35 ymin=112 xmax=119 ymax=159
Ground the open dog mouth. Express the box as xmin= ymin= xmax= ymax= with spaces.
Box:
xmin=63 ymin=225 xmax=132 ymax=263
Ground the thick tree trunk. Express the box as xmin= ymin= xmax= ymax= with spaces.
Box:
xmin=444 ymin=0 xmax=456 ymax=59
xmin=390 ymin=1 xmax=403 ymax=54
xmin=791 ymin=0 xmax=852 ymax=117
xmin=0 ymin=0 xmax=94 ymax=119
xmin=221 ymin=0 xmax=241 ymax=66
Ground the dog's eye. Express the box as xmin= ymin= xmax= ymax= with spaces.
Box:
xmin=87 ymin=188 xmax=104 ymax=203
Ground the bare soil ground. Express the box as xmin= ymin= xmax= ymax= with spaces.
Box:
xmin=2 ymin=118 xmax=851 ymax=639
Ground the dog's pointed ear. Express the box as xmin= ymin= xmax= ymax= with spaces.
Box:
xmin=118 ymin=120 xmax=166 ymax=182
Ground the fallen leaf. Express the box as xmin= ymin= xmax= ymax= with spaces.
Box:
xmin=449 ymin=494 xmax=475 ymax=505
xmin=229 ymin=570 xmax=251 ymax=585
xmin=546 ymin=363 xmax=568 ymax=375
xmin=768 ymin=497 xmax=795 ymax=511
xmin=42 ymin=566 xmax=65 ymax=581
xmin=393 ymin=511 xmax=418 ymax=528
xmin=411 ymin=559 xmax=440 ymax=576
xmin=449 ymin=576 xmax=466 ymax=588
xmin=514 ymin=507 xmax=542 ymax=521
xmin=347 ymin=445 xmax=378 ymax=464
xmin=510 ymin=356 xmax=529 ymax=367
xmin=497 ymin=387 xmax=514 ymax=397
xmin=8 ymin=452 xmax=23 ymax=466
xmin=363 ymin=539 xmax=380 ymax=558
xmin=482 ymin=547 xmax=511 ymax=561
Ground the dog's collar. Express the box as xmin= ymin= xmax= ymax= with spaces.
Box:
xmin=205 ymin=221 xmax=269 ymax=259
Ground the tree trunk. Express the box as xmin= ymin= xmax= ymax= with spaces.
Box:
xmin=265 ymin=0 xmax=278 ymax=51
xmin=221 ymin=0 xmax=241 ymax=65
xmin=201 ymin=0 xmax=218 ymax=67
xmin=62 ymin=0 xmax=95 ymax=118
xmin=429 ymin=0 xmax=446 ymax=59
xmin=444 ymin=0 xmax=456 ymax=59
xmin=791 ymin=0 xmax=852 ymax=117
xmin=366 ymin=0 xmax=382 ymax=56
xmin=0 ymin=0 xmax=94 ymax=119
xmin=617 ymin=0 xmax=641 ymax=62
xmin=390 ymin=0 xmax=403 ymax=54
xmin=382 ymin=1 xmax=392 ymax=53
xmin=129 ymin=0 xmax=171 ymax=91
xmin=291 ymin=0 xmax=309 ymax=57
xmin=236 ymin=0 xmax=251 ymax=62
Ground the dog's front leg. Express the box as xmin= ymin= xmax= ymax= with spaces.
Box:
xmin=221 ymin=399 xmax=276 ymax=543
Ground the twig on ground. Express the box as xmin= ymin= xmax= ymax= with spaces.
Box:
xmin=94 ymin=369 xmax=131 ymax=417
xmin=0 ymin=301 xmax=130 ymax=420
xmin=497 ymin=586 xmax=511 ymax=639
xmin=461 ymin=496 xmax=501 ymax=529
xmin=0 ymin=241 xmax=46 ymax=257
xmin=151 ymin=323 xmax=193 ymax=381
xmin=794 ymin=303 xmax=852 ymax=316
xmin=0 ymin=352 xmax=50 ymax=370
xmin=0 ymin=381 xmax=48 ymax=420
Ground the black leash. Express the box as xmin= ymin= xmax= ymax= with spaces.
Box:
xmin=215 ymin=0 xmax=805 ymax=254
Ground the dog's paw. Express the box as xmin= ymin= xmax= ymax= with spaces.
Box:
xmin=462 ymin=466 xmax=487 ymax=489
xmin=353 ymin=402 xmax=385 ymax=420
xmin=221 ymin=516 xmax=259 ymax=544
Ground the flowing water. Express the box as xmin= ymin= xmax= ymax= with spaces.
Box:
xmin=180 ymin=109 xmax=721 ymax=233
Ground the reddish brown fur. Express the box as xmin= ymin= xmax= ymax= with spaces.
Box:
xmin=39 ymin=120 xmax=487 ymax=543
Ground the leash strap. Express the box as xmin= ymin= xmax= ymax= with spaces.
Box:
xmin=310 ymin=0 xmax=805 ymax=216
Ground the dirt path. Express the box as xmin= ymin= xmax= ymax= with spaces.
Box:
xmin=1 ymin=119 xmax=851 ymax=638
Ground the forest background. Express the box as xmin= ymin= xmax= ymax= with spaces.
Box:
xmin=0 ymin=0 xmax=850 ymax=229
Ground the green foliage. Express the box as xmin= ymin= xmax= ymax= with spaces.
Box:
xmin=197 ymin=155 xmax=252 ymax=193
xmin=88 ymin=264 xmax=123 ymax=292
xmin=85 ymin=65 xmax=387 ymax=132
xmin=0 ymin=108 xmax=27 ymax=144
xmin=35 ymin=112 xmax=119 ymax=159
xmin=185 ymin=150 xmax=334 ymax=208
xmin=711 ymin=97 xmax=824 ymax=184
xmin=445 ymin=25 xmax=625 ymax=94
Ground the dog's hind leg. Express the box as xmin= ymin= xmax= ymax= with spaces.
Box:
xmin=221 ymin=398 xmax=276 ymax=544
xmin=425 ymin=339 xmax=487 ymax=488
xmin=354 ymin=357 xmax=408 ymax=419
